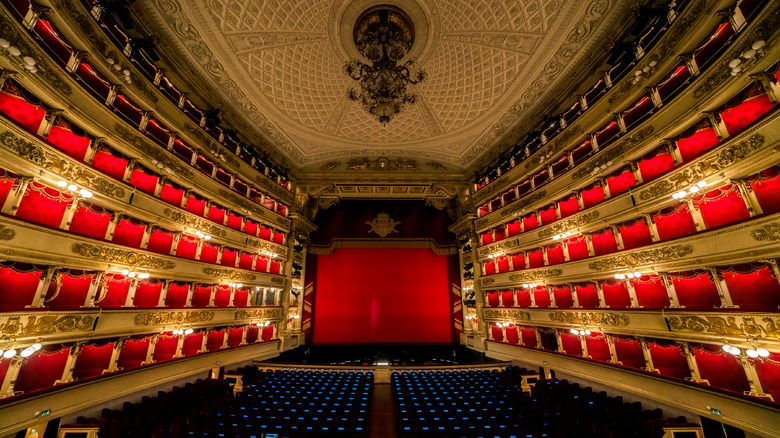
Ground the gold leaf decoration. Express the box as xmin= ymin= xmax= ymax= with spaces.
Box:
xmin=134 ymin=311 xmax=215 ymax=326
xmin=72 ymin=243 xmax=176 ymax=269
xmin=588 ymin=245 xmax=693 ymax=271
xmin=366 ymin=213 xmax=401 ymax=238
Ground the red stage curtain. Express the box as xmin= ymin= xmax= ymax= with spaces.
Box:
xmin=191 ymin=285 xmax=212 ymax=308
xmin=128 ymin=167 xmax=159 ymax=195
xmin=553 ymin=286 xmax=573 ymax=309
xmin=694 ymin=346 xmax=750 ymax=393
xmin=221 ymin=249 xmax=238 ymax=267
xmin=565 ymin=236 xmax=589 ymax=261
xmin=227 ymin=214 xmax=243 ymax=230
xmin=748 ymin=165 xmax=780 ymax=215
xmin=254 ymin=256 xmax=269 ymax=272
xmin=618 ymin=218 xmax=653 ymax=250
xmin=14 ymin=347 xmax=70 ymax=393
xmin=505 ymin=324 xmax=519 ymax=344
xmin=632 ymin=275 xmax=669 ymax=308
xmin=590 ymin=229 xmax=618 ymax=256
xmin=270 ymin=261 xmax=282 ymax=275
xmin=510 ymin=253 xmax=525 ymax=271
xmin=481 ymin=232 xmax=493 ymax=245
xmin=92 ymin=150 xmax=128 ymax=180
xmin=214 ymin=287 xmax=231 ymax=307
xmin=0 ymin=90 xmax=46 ymax=132
xmin=112 ymin=218 xmax=146 ymax=248
xmin=46 ymin=272 xmax=92 ymax=309
xmin=528 ymin=249 xmax=545 ymax=269
xmin=601 ymin=280 xmax=631 ymax=308
xmin=227 ymin=328 xmax=244 ymax=347
xmin=153 ymin=336 xmax=178 ymax=362
xmin=721 ymin=265 xmax=780 ymax=309
xmin=239 ymin=253 xmax=254 ymax=270
xmin=69 ymin=203 xmax=111 ymax=240
xmin=539 ymin=205 xmax=557 ymax=225
xmin=206 ymin=330 xmax=225 ymax=351
xmin=208 ymin=205 xmax=226 ymax=224
xmin=246 ymin=326 xmax=260 ymax=344
xmin=693 ymin=185 xmax=750 ymax=229
xmin=96 ymin=273 xmax=130 ymax=308
xmin=754 ymin=354 xmax=780 ymax=402
xmin=496 ymin=256 xmax=510 ymax=273
xmin=15 ymin=182 xmax=71 ymax=228
xmin=233 ymin=289 xmax=248 ymax=307
xmin=133 ymin=281 xmax=162 ymax=308
xmin=606 ymin=168 xmax=637 ymax=196
xmin=546 ymin=244 xmax=565 ymax=265
xmin=653 ymin=205 xmax=697 ymax=241
xmin=507 ymin=220 xmax=522 ymax=237
xmin=164 ymin=283 xmax=189 ymax=308
xmin=48 ymin=125 xmax=90 ymax=160
xmin=117 ymin=338 xmax=150 ymax=369
xmin=575 ymin=283 xmax=600 ymax=309
xmin=558 ymin=196 xmax=579 ymax=219
xmin=182 ymin=333 xmax=204 ymax=357
xmin=147 ymin=228 xmax=174 ymax=255
xmin=637 ymin=149 xmax=675 ymax=182
xmin=720 ymin=92 xmax=774 ymax=136
xmin=581 ymin=183 xmax=605 ymax=208
xmin=175 ymin=234 xmax=198 ymax=260
xmin=676 ymin=127 xmax=718 ymax=162
xmin=586 ymin=335 xmax=611 ymax=362
xmin=534 ymin=287 xmax=551 ymax=308
xmin=501 ymin=290 xmax=514 ymax=307
xmin=243 ymin=220 xmax=259 ymax=237
xmin=649 ymin=343 xmax=690 ymax=379
xmin=521 ymin=328 xmax=538 ymax=347
xmin=159 ymin=183 xmax=184 ymax=206
xmin=515 ymin=289 xmax=531 ymax=307
xmin=522 ymin=214 xmax=538 ymax=231
xmin=73 ymin=343 xmax=114 ymax=380
xmin=671 ymin=271 xmax=720 ymax=308
xmin=561 ymin=333 xmax=583 ymax=357
xmin=614 ymin=338 xmax=645 ymax=369
xmin=199 ymin=243 xmax=219 ymax=264
xmin=262 ymin=325 xmax=275 ymax=341
xmin=184 ymin=196 xmax=207 ymax=217
xmin=0 ymin=264 xmax=42 ymax=309
xmin=259 ymin=226 xmax=273 ymax=241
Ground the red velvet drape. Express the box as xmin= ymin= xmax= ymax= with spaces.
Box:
xmin=553 ymin=286 xmax=573 ymax=308
xmin=522 ymin=214 xmax=538 ymax=231
xmin=206 ymin=330 xmax=225 ymax=351
xmin=15 ymin=183 xmax=71 ymax=228
xmin=534 ymin=287 xmax=551 ymax=308
xmin=112 ymin=218 xmax=146 ymax=248
xmin=561 ymin=333 xmax=583 ymax=357
xmin=227 ymin=328 xmax=244 ymax=347
xmin=721 ymin=265 xmax=780 ymax=309
xmin=496 ymin=256 xmax=510 ymax=273
xmin=649 ymin=343 xmax=690 ymax=379
xmin=521 ymin=328 xmax=538 ymax=348
xmin=586 ymin=335 xmax=611 ymax=362
xmin=239 ymin=253 xmax=254 ymax=270
xmin=208 ymin=205 xmax=226 ymax=224
xmin=590 ymin=229 xmax=618 ymax=256
xmin=637 ymin=150 xmax=675 ymax=182
xmin=164 ymin=283 xmax=189 ymax=308
xmin=128 ymin=168 xmax=159 ymax=195
xmin=546 ymin=244 xmax=565 ymax=265
xmin=133 ymin=281 xmax=162 ymax=308
xmin=96 ymin=274 xmax=130 ymax=308
xmin=15 ymin=347 xmax=70 ymax=393
xmin=632 ymin=275 xmax=670 ymax=308
xmin=244 ymin=220 xmax=259 ymax=237
xmin=693 ymin=346 xmax=750 ymax=394
xmin=507 ymin=220 xmax=522 ymax=236
xmin=606 ymin=168 xmax=636 ymax=196
xmin=191 ymin=285 xmax=213 ymax=308
xmin=575 ymin=283 xmax=600 ymax=309
xmin=505 ymin=324 xmax=519 ymax=344
xmin=565 ymin=236 xmax=589 ymax=261
xmin=213 ymin=287 xmax=231 ymax=307
xmin=720 ymin=93 xmax=773 ymax=136
xmin=175 ymin=234 xmax=198 ymax=260
xmin=754 ymin=354 xmax=780 ymax=402
xmin=676 ymin=127 xmax=718 ymax=162
xmin=693 ymin=185 xmax=750 ymax=229
xmin=601 ymin=280 xmax=631 ymax=308
xmin=48 ymin=125 xmax=90 ymax=160
xmin=748 ymin=166 xmax=780 ymax=215
xmin=515 ymin=289 xmax=531 ymax=307
xmin=528 ymin=249 xmax=545 ymax=269
xmin=614 ymin=338 xmax=645 ymax=369
xmin=0 ymin=265 xmax=42 ymax=310
xmin=153 ymin=336 xmax=178 ymax=362
xmin=0 ymin=91 xmax=46 ymax=132
xmin=73 ymin=343 xmax=114 ymax=380
xmin=653 ymin=205 xmax=697 ymax=241
xmin=147 ymin=228 xmax=174 ymax=255
xmin=117 ymin=338 xmax=150 ymax=369
xmin=246 ymin=326 xmax=260 ymax=344
xmin=92 ymin=150 xmax=128 ymax=180
xmin=69 ymin=204 xmax=111 ymax=240
xmin=618 ymin=219 xmax=653 ymax=250
xmin=539 ymin=206 xmax=557 ymax=225
xmin=200 ymin=243 xmax=219 ymax=264
xmin=670 ymin=272 xmax=721 ymax=308
xmin=182 ymin=333 xmax=203 ymax=357
xmin=221 ymin=249 xmax=238 ymax=267
xmin=45 ymin=272 xmax=92 ymax=309
xmin=159 ymin=183 xmax=184 ymax=206
xmin=510 ymin=253 xmax=525 ymax=270
xmin=184 ymin=196 xmax=207 ymax=217
xmin=581 ymin=184 xmax=605 ymax=208
xmin=262 ymin=325 xmax=275 ymax=341
xmin=558 ymin=196 xmax=580 ymax=219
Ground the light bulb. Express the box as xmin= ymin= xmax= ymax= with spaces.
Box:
xmin=204 ymin=235 xmax=211 ymax=240
xmin=0 ymin=38 xmax=9 ymax=48
xmin=236 ymin=283 xmax=243 ymax=288
xmin=727 ymin=346 xmax=741 ymax=356
xmin=78 ymin=189 xmax=91 ymax=197
xmin=522 ymin=284 xmax=528 ymax=288
xmin=728 ymin=59 xmax=741 ymax=68
xmin=578 ymin=330 xmax=586 ymax=335
xmin=553 ymin=235 xmax=560 ymax=240
xmin=746 ymin=349 xmax=759 ymax=358
xmin=121 ymin=269 xmax=130 ymax=276
xmin=7 ymin=46 xmax=21 ymax=56
xmin=570 ymin=329 xmax=578 ymax=334
xmin=57 ymin=180 xmax=67 ymax=187
xmin=633 ymin=272 xmax=641 ymax=277
xmin=195 ymin=231 xmax=203 ymax=237
xmin=3 ymin=349 xmax=16 ymax=358
xmin=106 ymin=58 xmax=114 ymax=64
xmin=584 ymin=330 xmax=591 ymax=335
xmin=757 ymin=348 xmax=769 ymax=357
xmin=627 ymin=273 xmax=635 ymax=279
xmin=689 ymin=186 xmax=699 ymax=193
xmin=0 ymin=348 xmax=3 ymax=356
xmin=184 ymin=328 xmax=193 ymax=335
xmin=614 ymin=274 xmax=621 ymax=279
xmin=752 ymin=40 xmax=766 ymax=50
xmin=697 ymin=181 xmax=707 ymax=188
xmin=21 ymin=347 xmax=35 ymax=357
xmin=23 ymin=56 xmax=35 ymax=66
xmin=31 ymin=343 xmax=41 ymax=351
xmin=742 ymin=48 xmax=757 ymax=59
xmin=128 ymin=272 xmax=136 ymax=278
xmin=67 ymin=184 xmax=78 ymax=192
xmin=722 ymin=345 xmax=732 ymax=352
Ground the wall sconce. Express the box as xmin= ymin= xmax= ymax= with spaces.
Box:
xmin=57 ymin=180 xmax=93 ymax=198
xmin=121 ymin=269 xmax=150 ymax=279
xmin=631 ymin=60 xmax=658 ymax=84
xmin=522 ymin=282 xmax=541 ymax=288
xmin=496 ymin=322 xmax=511 ymax=328
xmin=487 ymin=252 xmax=504 ymax=259
xmin=553 ymin=230 xmax=578 ymax=241
xmin=614 ymin=271 xmax=642 ymax=280
xmin=1 ymin=342 xmax=42 ymax=358
xmin=722 ymin=343 xmax=769 ymax=358
xmin=194 ymin=230 xmax=211 ymax=241
xmin=728 ymin=40 xmax=766 ymax=76
xmin=570 ymin=328 xmax=592 ymax=336
xmin=172 ymin=328 xmax=193 ymax=335
xmin=261 ymin=250 xmax=277 ymax=258
xmin=671 ymin=180 xmax=707 ymax=200
xmin=0 ymin=38 xmax=38 ymax=73
xmin=106 ymin=58 xmax=132 ymax=84
xmin=227 ymin=282 xmax=243 ymax=288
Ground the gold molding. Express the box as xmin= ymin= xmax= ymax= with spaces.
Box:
xmin=72 ymin=243 xmax=176 ymax=269
xmin=235 ymin=308 xmax=284 ymax=320
xmin=587 ymin=244 xmax=693 ymax=271
xmin=667 ymin=314 xmax=780 ymax=340
xmin=134 ymin=311 xmax=215 ymax=326
xmin=752 ymin=222 xmax=780 ymax=241
xmin=366 ymin=212 xmax=401 ymax=238
xmin=548 ymin=311 xmax=630 ymax=327
xmin=508 ymin=269 xmax=563 ymax=283
xmin=0 ymin=224 xmax=15 ymax=241
xmin=538 ymin=211 xmax=600 ymax=239
xmin=201 ymin=267 xmax=256 ymax=281
xmin=0 ymin=314 xmax=95 ymax=337
xmin=483 ymin=309 xmax=531 ymax=321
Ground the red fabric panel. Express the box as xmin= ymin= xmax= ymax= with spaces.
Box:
xmin=270 ymin=261 xmax=282 ymax=275
xmin=595 ymin=121 xmax=621 ymax=146
xmin=632 ymin=275 xmax=669 ymax=308
xmin=539 ymin=206 xmax=557 ymax=225
xmin=92 ymin=150 xmax=128 ymax=180
xmin=558 ymin=197 xmax=579 ymax=219
xmin=520 ymin=328 xmax=538 ymax=347
xmin=575 ymin=283 xmax=599 ymax=309
xmin=618 ymin=220 xmax=653 ymax=250
xmin=0 ymin=266 xmax=41 ymax=309
xmin=649 ymin=344 xmax=690 ymax=379
xmin=694 ymin=347 xmax=750 ymax=393
xmin=133 ymin=281 xmax=162 ymax=308
xmin=677 ymin=128 xmax=718 ymax=162
xmin=540 ymin=332 xmax=558 ymax=351
xmin=69 ymin=205 xmax=111 ymax=239
xmin=749 ymin=169 xmax=780 ymax=215
xmin=200 ymin=243 xmax=219 ymax=263
xmin=515 ymin=289 xmax=531 ymax=307
xmin=277 ymin=204 xmax=288 ymax=216
xmin=565 ymin=236 xmax=589 ymax=261
xmin=227 ymin=214 xmax=243 ymax=230
xmin=153 ymin=336 xmax=178 ymax=362
xmin=0 ymin=174 xmax=15 ymax=206
xmin=694 ymin=185 xmax=750 ymax=229
xmin=175 ymin=235 xmax=198 ymax=260
xmin=239 ymin=253 xmax=254 ymax=270
xmin=510 ymin=253 xmax=525 ymax=270
xmin=522 ymin=214 xmax=538 ymax=231
xmin=478 ymin=205 xmax=489 ymax=217
xmin=112 ymin=219 xmax=145 ymax=248
xmin=637 ymin=152 xmax=675 ymax=182
xmin=73 ymin=343 xmax=114 ymax=380
xmin=147 ymin=229 xmax=174 ymax=255
xmin=16 ymin=183 xmax=71 ymax=228
xmin=720 ymin=93 xmax=774 ymax=136
xmin=182 ymin=333 xmax=204 ymax=356
xmin=534 ymin=287 xmax=551 ymax=308
xmin=208 ymin=205 xmax=226 ymax=224
xmin=206 ymin=330 xmax=225 ymax=351
xmin=654 ymin=206 xmax=697 ymax=241
xmin=546 ymin=245 xmax=565 ymax=265
xmin=117 ymin=338 xmax=149 ymax=369
xmin=129 ymin=169 xmax=159 ymax=195
xmin=221 ymin=249 xmax=238 ymax=267
xmin=671 ymin=272 xmax=720 ymax=308
xmin=528 ymin=249 xmax=545 ymax=269
xmin=506 ymin=325 xmax=519 ymax=344
xmin=481 ymin=232 xmax=493 ymax=245
xmin=227 ymin=328 xmax=244 ymax=347
xmin=493 ymin=227 xmax=506 ymax=242
xmin=233 ymin=289 xmax=249 ymax=307
xmin=15 ymin=347 xmax=70 ymax=393
xmin=164 ymin=283 xmax=189 ymax=308
xmin=262 ymin=324 xmax=275 ymax=341
xmin=246 ymin=326 xmax=260 ymax=343
xmin=553 ymin=286 xmax=573 ymax=309
xmin=96 ymin=274 xmax=130 ymax=308
xmin=113 ymin=94 xmax=143 ymax=125
xmin=722 ymin=266 xmax=780 ymax=309
xmin=591 ymin=229 xmax=617 ymax=256
xmin=191 ymin=286 xmax=212 ymax=308
xmin=601 ymin=280 xmax=631 ymax=308
xmin=561 ymin=333 xmax=583 ymax=356
xmin=259 ymin=226 xmax=273 ymax=241
xmin=48 ymin=126 xmax=90 ymax=160
xmin=213 ymin=287 xmax=231 ymax=307
xmin=614 ymin=338 xmax=645 ymax=369
xmin=586 ymin=335 xmax=611 ymax=362
xmin=244 ymin=220 xmax=259 ymax=236
xmin=507 ymin=220 xmax=522 ymax=236
xmin=0 ymin=91 xmax=45 ymax=132
xmin=184 ymin=196 xmax=207 ymax=216
xmin=622 ymin=96 xmax=654 ymax=128
xmin=754 ymin=354 xmax=780 ymax=402
xmin=607 ymin=169 xmax=637 ymax=196
xmin=159 ymin=184 xmax=184 ymax=206
xmin=46 ymin=273 xmax=92 ymax=309
xmin=254 ymin=256 xmax=269 ymax=272
xmin=497 ymin=256 xmax=510 ymax=273
xmin=501 ymin=290 xmax=514 ymax=307
xmin=581 ymin=184 xmax=605 ymax=208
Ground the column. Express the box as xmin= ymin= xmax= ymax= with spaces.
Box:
xmin=626 ymin=279 xmax=640 ymax=308
xmin=639 ymin=338 xmax=657 ymax=372
xmin=554 ymin=329 xmax=564 ymax=353
xmin=105 ymin=85 xmax=119 ymax=107
xmin=139 ymin=111 xmax=152 ymax=132
xmin=208 ymin=286 xmax=217 ymax=307
xmin=501 ymin=325 xmax=508 ymax=342
xmin=173 ymin=334 xmax=185 ymax=358
xmin=487 ymin=324 xmax=495 ymax=341
xmin=703 ymin=111 xmax=728 ymax=140
xmin=562 ymin=240 xmax=571 ymax=262
xmin=83 ymin=272 xmax=105 ymax=307
xmin=595 ymin=282 xmax=607 ymax=308
xmin=0 ymin=357 xmax=24 ymax=398
xmin=227 ymin=289 xmax=236 ymax=307
xmin=680 ymin=342 xmax=706 ymax=383
xmin=660 ymin=273 xmax=681 ymax=308
xmin=611 ymin=225 xmax=625 ymax=250
xmin=240 ymin=326 xmax=249 ymax=346
xmin=122 ymin=159 xmax=138 ymax=183
xmin=529 ymin=287 xmax=537 ymax=308
xmin=194 ymin=239 xmax=204 ymax=260
xmin=105 ymin=338 xmax=126 ymax=373
xmin=740 ymin=356 xmax=771 ymax=399
xmin=66 ymin=50 xmax=87 ymax=73
xmin=571 ymin=284 xmax=581 ymax=308
xmin=58 ymin=197 xmax=80 ymax=230
xmin=184 ymin=284 xmax=194 ymax=307
xmin=84 ymin=138 xmax=103 ymax=164
xmin=735 ymin=179 xmax=763 ymax=216
xmin=534 ymin=328 xmax=543 ymax=349
xmin=498 ymin=290 xmax=505 ymax=307
xmin=643 ymin=214 xmax=661 ymax=242
xmin=139 ymin=225 xmax=152 ymax=249
xmin=170 ymin=233 xmax=182 ymax=256
xmin=708 ymin=267 xmax=736 ymax=308
xmin=1 ymin=177 xmax=31 ymax=215
xmin=142 ymin=335 xmax=158 ymax=365
xmin=56 ymin=343 xmax=82 ymax=384
xmin=648 ymin=86 xmax=663 ymax=108
xmin=123 ymin=279 xmax=138 ymax=307
xmin=584 ymin=234 xmax=596 ymax=257
xmin=28 ymin=267 xmax=55 ymax=308
xmin=22 ymin=3 xmax=49 ymax=29
xmin=615 ymin=113 xmax=627 ymax=133
xmin=516 ymin=326 xmax=524 ymax=346
xmin=156 ymin=281 xmax=170 ymax=308
xmin=104 ymin=213 xmax=121 ymax=241
xmin=606 ymin=335 xmax=620 ymax=364
xmin=548 ymin=287 xmax=557 ymax=308
xmin=37 ymin=109 xmax=64 ymax=138
xmin=580 ymin=335 xmax=590 ymax=358
xmin=685 ymin=198 xmax=707 ymax=232
xmin=512 ymin=290 xmax=519 ymax=307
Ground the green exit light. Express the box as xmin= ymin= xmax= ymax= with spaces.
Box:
xmin=40 ymin=409 xmax=51 ymax=417
xmin=710 ymin=408 xmax=721 ymax=415
xmin=543 ymin=361 xmax=548 ymax=365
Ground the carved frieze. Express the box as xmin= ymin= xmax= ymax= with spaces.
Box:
xmin=481 ymin=278 xmax=496 ymax=286
xmin=667 ymin=314 xmax=780 ymax=340
xmin=572 ymin=126 xmax=655 ymax=180
xmin=163 ymin=208 xmax=227 ymax=237
xmin=0 ymin=224 xmax=16 ymax=240
xmin=477 ymin=238 xmax=519 ymax=258
xmin=538 ymin=211 xmax=600 ymax=239
xmin=271 ymin=276 xmax=286 ymax=285
xmin=752 ymin=223 xmax=780 ymax=242
xmin=134 ymin=311 xmax=215 ymax=326
xmin=113 ymin=124 xmax=194 ymax=178
xmin=508 ymin=269 xmax=563 ymax=283
xmin=548 ymin=311 xmax=630 ymax=327
xmin=72 ymin=243 xmax=176 ymax=269
xmin=483 ymin=309 xmax=531 ymax=321
xmin=202 ymin=267 xmax=256 ymax=281
xmin=235 ymin=308 xmax=284 ymax=320
xmin=0 ymin=314 xmax=95 ymax=337
xmin=588 ymin=245 xmax=693 ymax=271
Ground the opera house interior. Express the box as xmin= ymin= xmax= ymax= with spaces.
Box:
xmin=0 ymin=0 xmax=778 ymax=437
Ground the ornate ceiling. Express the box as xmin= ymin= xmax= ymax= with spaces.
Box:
xmin=135 ymin=0 xmax=633 ymax=172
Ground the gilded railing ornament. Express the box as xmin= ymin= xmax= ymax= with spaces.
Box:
xmin=751 ymin=222 xmax=780 ymax=241
xmin=481 ymin=277 xmax=496 ymax=286
xmin=72 ymin=243 xmax=176 ymax=269
xmin=163 ymin=208 xmax=227 ymax=237
xmin=483 ymin=309 xmax=531 ymax=321
xmin=667 ymin=314 xmax=780 ymax=340
xmin=0 ymin=314 xmax=95 ymax=337
xmin=572 ymin=126 xmax=655 ymax=180
xmin=0 ymin=224 xmax=16 ymax=240
xmin=366 ymin=213 xmax=401 ymax=238
xmin=508 ymin=269 xmax=563 ymax=283
xmin=588 ymin=245 xmax=693 ymax=271
xmin=499 ymin=191 xmax=548 ymax=218
xmin=134 ymin=311 xmax=215 ymax=326
xmin=538 ymin=211 xmax=600 ymax=239
xmin=548 ymin=312 xmax=630 ymax=327
xmin=477 ymin=238 xmax=519 ymax=258
xmin=235 ymin=308 xmax=284 ymax=320
xmin=202 ymin=267 xmax=256 ymax=281
xmin=113 ymin=124 xmax=194 ymax=178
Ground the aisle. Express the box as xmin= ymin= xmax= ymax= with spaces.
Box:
xmin=369 ymin=383 xmax=396 ymax=438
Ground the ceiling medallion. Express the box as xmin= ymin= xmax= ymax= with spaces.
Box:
xmin=344 ymin=7 xmax=426 ymax=125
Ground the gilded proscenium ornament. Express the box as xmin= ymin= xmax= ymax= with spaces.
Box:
xmin=538 ymin=211 xmax=600 ymax=239
xmin=508 ymin=269 xmax=563 ymax=283
xmin=751 ymin=222 xmax=780 ymax=241
xmin=366 ymin=212 xmax=401 ymax=238
xmin=0 ymin=314 xmax=95 ymax=337
xmin=549 ymin=312 xmax=630 ymax=327
xmin=587 ymin=244 xmax=693 ymax=271
xmin=134 ymin=311 xmax=215 ymax=327
xmin=638 ymin=135 xmax=764 ymax=201
xmin=667 ymin=314 xmax=780 ymax=340
xmin=72 ymin=243 xmax=176 ymax=269
xmin=483 ymin=309 xmax=530 ymax=321
xmin=202 ymin=267 xmax=256 ymax=281
xmin=235 ymin=308 xmax=284 ymax=321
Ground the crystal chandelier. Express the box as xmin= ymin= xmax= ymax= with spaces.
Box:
xmin=344 ymin=8 xmax=426 ymax=125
